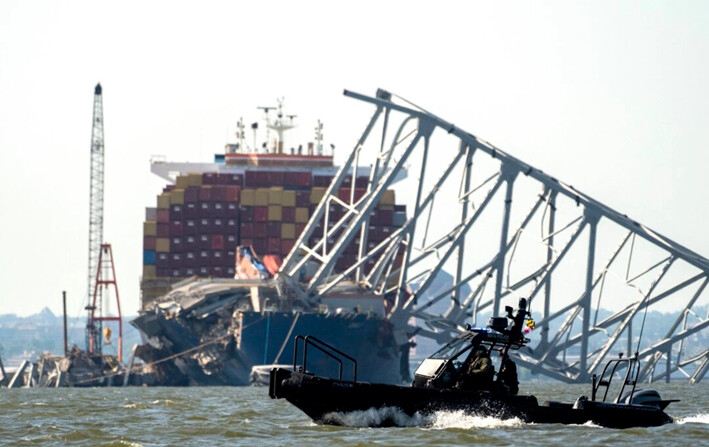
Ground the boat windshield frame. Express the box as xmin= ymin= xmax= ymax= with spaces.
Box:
xmin=429 ymin=332 xmax=478 ymax=360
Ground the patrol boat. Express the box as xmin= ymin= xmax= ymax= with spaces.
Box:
xmin=269 ymin=298 xmax=678 ymax=428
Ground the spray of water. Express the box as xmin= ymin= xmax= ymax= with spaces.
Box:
xmin=321 ymin=407 xmax=525 ymax=429
xmin=675 ymin=413 xmax=709 ymax=425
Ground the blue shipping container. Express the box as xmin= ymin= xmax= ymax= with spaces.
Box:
xmin=143 ymin=250 xmax=156 ymax=265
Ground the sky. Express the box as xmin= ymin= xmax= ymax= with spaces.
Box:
xmin=1 ymin=1 xmax=708 ymax=318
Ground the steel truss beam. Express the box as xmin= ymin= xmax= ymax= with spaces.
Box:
xmin=278 ymin=89 xmax=709 ymax=383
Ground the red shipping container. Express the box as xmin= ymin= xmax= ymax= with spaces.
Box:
xmin=267 ymin=237 xmax=280 ymax=253
xmin=253 ymin=206 xmax=268 ymax=222
xmin=241 ymin=222 xmax=254 ymax=238
xmin=267 ymin=171 xmax=284 ymax=185
xmin=211 ymin=234 xmax=224 ymax=250
xmin=157 ymin=223 xmax=170 ymax=237
xmin=199 ymin=187 xmax=212 ymax=201
xmin=144 ymin=236 xmax=157 ymax=250
xmin=240 ymin=206 xmax=253 ymax=222
xmin=267 ymin=222 xmax=281 ymax=238
xmin=228 ymin=173 xmax=244 ymax=186
xmin=241 ymin=238 xmax=254 ymax=249
xmin=295 ymin=190 xmax=310 ymax=207
xmin=225 ymin=185 xmax=240 ymax=202
xmin=280 ymin=239 xmax=295 ymax=256
xmin=314 ymin=175 xmax=333 ymax=187
xmin=284 ymin=171 xmax=298 ymax=187
xmin=244 ymin=170 xmax=258 ymax=188
xmin=295 ymin=223 xmax=306 ymax=237
xmin=281 ymin=206 xmax=295 ymax=222
xmin=254 ymin=223 xmax=267 ymax=238
xmin=170 ymin=221 xmax=184 ymax=236
xmin=297 ymin=171 xmax=312 ymax=188
xmin=203 ymin=172 xmax=217 ymax=185
xmin=157 ymin=209 xmax=170 ymax=223
xmin=185 ymin=187 xmax=199 ymax=203
xmin=211 ymin=186 xmax=226 ymax=202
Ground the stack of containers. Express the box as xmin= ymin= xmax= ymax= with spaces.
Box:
xmin=142 ymin=169 xmax=406 ymax=303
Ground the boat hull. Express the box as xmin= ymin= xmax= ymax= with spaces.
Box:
xmin=269 ymin=368 xmax=674 ymax=428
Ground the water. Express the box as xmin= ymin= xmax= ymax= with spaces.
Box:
xmin=1 ymin=382 xmax=706 ymax=447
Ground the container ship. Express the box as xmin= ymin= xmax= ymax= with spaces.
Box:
xmin=132 ymin=102 xmax=411 ymax=385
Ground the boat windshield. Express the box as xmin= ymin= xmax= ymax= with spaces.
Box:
xmin=429 ymin=335 xmax=474 ymax=360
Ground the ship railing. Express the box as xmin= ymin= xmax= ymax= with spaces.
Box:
xmin=293 ymin=335 xmax=358 ymax=382
xmin=591 ymin=355 xmax=639 ymax=404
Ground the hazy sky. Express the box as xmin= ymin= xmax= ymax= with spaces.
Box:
xmin=1 ymin=1 xmax=708 ymax=318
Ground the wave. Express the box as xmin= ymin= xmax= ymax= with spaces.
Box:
xmin=320 ymin=407 xmax=524 ymax=429
xmin=675 ymin=413 xmax=709 ymax=425
xmin=428 ymin=410 xmax=524 ymax=429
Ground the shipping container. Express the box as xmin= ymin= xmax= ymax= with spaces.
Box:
xmin=170 ymin=236 xmax=183 ymax=252
xmin=143 ymin=265 xmax=156 ymax=279
xmin=156 ymin=238 xmax=170 ymax=252
xmin=170 ymin=189 xmax=185 ymax=205
xmin=157 ymin=193 xmax=171 ymax=209
xmin=144 ymin=221 xmax=157 ymax=236
xmin=281 ymin=190 xmax=296 ymax=207
xmin=144 ymin=236 xmax=157 ymax=251
xmin=211 ymin=234 xmax=225 ymax=250
xmin=280 ymin=239 xmax=295 ymax=256
xmin=254 ymin=188 xmax=269 ymax=206
xmin=268 ymin=205 xmax=282 ymax=221
xmin=143 ymin=250 xmax=156 ymax=265
xmin=241 ymin=189 xmax=255 ymax=206
xmin=267 ymin=222 xmax=281 ymax=238
xmin=281 ymin=206 xmax=295 ymax=222
xmin=157 ymin=223 xmax=170 ymax=237
xmin=170 ymin=221 xmax=183 ymax=236
xmin=295 ymin=207 xmax=309 ymax=223
xmin=281 ymin=223 xmax=296 ymax=239
xmin=295 ymin=190 xmax=310 ymax=207
xmin=185 ymin=187 xmax=199 ymax=203
xmin=145 ymin=207 xmax=157 ymax=221
xmin=225 ymin=185 xmax=240 ymax=202
xmin=253 ymin=206 xmax=268 ymax=222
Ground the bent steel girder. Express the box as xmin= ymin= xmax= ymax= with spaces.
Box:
xmin=277 ymin=89 xmax=709 ymax=383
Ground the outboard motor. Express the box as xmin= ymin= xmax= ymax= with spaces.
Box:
xmin=619 ymin=389 xmax=665 ymax=408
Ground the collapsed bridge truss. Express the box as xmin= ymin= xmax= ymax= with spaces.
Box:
xmin=279 ymin=89 xmax=708 ymax=383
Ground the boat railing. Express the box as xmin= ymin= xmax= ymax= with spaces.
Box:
xmin=293 ymin=335 xmax=358 ymax=382
xmin=592 ymin=355 xmax=639 ymax=404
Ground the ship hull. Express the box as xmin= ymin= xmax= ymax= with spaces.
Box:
xmin=132 ymin=309 xmax=403 ymax=386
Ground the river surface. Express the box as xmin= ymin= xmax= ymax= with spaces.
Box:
xmin=1 ymin=382 xmax=707 ymax=446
